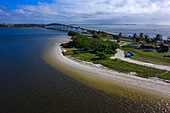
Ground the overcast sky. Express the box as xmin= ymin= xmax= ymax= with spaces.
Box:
xmin=0 ymin=0 xmax=170 ymax=24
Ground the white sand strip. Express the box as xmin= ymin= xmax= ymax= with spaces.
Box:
xmin=50 ymin=43 xmax=170 ymax=97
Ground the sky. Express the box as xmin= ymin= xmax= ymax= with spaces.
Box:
xmin=0 ymin=0 xmax=170 ymax=24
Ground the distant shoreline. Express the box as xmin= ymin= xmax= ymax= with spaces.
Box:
xmin=0 ymin=24 xmax=45 ymax=27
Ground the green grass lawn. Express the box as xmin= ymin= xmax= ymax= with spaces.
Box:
xmin=93 ymin=59 xmax=167 ymax=79
xmin=122 ymin=46 xmax=170 ymax=65
xmin=63 ymin=48 xmax=169 ymax=80
xmin=64 ymin=48 xmax=97 ymax=62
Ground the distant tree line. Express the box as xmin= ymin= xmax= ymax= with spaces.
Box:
xmin=131 ymin=33 xmax=163 ymax=45
xmin=130 ymin=33 xmax=169 ymax=52
xmin=87 ymin=30 xmax=110 ymax=39
xmin=113 ymin=33 xmax=122 ymax=42
xmin=0 ymin=24 xmax=45 ymax=27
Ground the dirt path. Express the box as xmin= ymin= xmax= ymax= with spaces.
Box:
xmin=110 ymin=49 xmax=170 ymax=71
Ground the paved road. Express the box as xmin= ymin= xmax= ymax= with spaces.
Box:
xmin=110 ymin=49 xmax=170 ymax=71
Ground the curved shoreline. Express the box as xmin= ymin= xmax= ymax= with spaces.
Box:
xmin=47 ymin=42 xmax=170 ymax=97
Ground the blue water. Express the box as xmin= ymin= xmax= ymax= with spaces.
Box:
xmin=0 ymin=27 xmax=168 ymax=112
xmin=76 ymin=24 xmax=170 ymax=39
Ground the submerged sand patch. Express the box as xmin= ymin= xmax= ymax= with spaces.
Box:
xmin=43 ymin=40 xmax=170 ymax=109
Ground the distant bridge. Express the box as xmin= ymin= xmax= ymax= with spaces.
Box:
xmin=45 ymin=23 xmax=131 ymax=38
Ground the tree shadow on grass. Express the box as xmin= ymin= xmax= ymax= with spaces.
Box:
xmin=90 ymin=57 xmax=100 ymax=61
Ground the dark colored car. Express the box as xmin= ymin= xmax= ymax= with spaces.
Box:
xmin=128 ymin=51 xmax=134 ymax=56
xmin=125 ymin=53 xmax=131 ymax=58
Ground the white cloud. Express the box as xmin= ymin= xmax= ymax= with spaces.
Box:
xmin=0 ymin=9 xmax=3 ymax=13
xmin=0 ymin=8 xmax=10 ymax=16
xmin=13 ymin=9 xmax=25 ymax=14
xmin=1 ymin=0 xmax=170 ymax=24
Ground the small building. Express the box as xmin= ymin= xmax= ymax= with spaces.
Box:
xmin=3 ymin=22 xmax=13 ymax=27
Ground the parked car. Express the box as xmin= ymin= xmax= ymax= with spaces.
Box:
xmin=125 ymin=53 xmax=131 ymax=58
xmin=128 ymin=51 xmax=134 ymax=56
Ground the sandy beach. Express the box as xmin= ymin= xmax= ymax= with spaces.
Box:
xmin=45 ymin=42 xmax=170 ymax=98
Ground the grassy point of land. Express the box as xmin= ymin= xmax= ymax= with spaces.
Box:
xmin=63 ymin=48 xmax=96 ymax=62
xmin=63 ymin=48 xmax=170 ymax=80
xmin=122 ymin=45 xmax=170 ymax=65
xmin=62 ymin=31 xmax=170 ymax=80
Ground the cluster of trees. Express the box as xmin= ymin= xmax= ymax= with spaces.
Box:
xmin=131 ymin=33 xmax=163 ymax=45
xmin=90 ymin=30 xmax=109 ymax=39
xmin=167 ymin=37 xmax=170 ymax=47
xmin=113 ymin=33 xmax=122 ymax=42
xmin=158 ymin=43 xmax=169 ymax=52
xmin=131 ymin=33 xmax=169 ymax=52
xmin=62 ymin=31 xmax=120 ymax=59
xmin=68 ymin=31 xmax=80 ymax=36
xmin=96 ymin=51 xmax=109 ymax=59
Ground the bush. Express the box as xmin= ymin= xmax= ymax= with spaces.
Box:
xmin=143 ymin=49 xmax=153 ymax=52
xmin=73 ymin=51 xmax=80 ymax=54
xmin=65 ymin=32 xmax=119 ymax=55
xmin=61 ymin=41 xmax=76 ymax=48
xmin=62 ymin=52 xmax=65 ymax=55
xmin=71 ymin=34 xmax=119 ymax=54
xmin=141 ymin=45 xmax=154 ymax=49
xmin=117 ymin=39 xmax=120 ymax=43
xmin=68 ymin=31 xmax=80 ymax=36
xmin=96 ymin=51 xmax=108 ymax=60
xmin=158 ymin=46 xmax=169 ymax=52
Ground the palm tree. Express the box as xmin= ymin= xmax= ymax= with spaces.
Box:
xmin=101 ymin=31 xmax=107 ymax=38
xmin=139 ymin=33 xmax=144 ymax=41
xmin=151 ymin=37 xmax=157 ymax=47
xmin=144 ymin=35 xmax=150 ymax=45
xmin=156 ymin=34 xmax=163 ymax=42
xmin=119 ymin=32 xmax=122 ymax=38
xmin=132 ymin=33 xmax=138 ymax=43
xmin=167 ymin=37 xmax=170 ymax=47
xmin=136 ymin=37 xmax=140 ymax=43
xmin=117 ymin=32 xmax=122 ymax=42
xmin=92 ymin=30 xmax=96 ymax=35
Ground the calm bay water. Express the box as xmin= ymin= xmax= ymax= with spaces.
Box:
xmin=76 ymin=24 xmax=170 ymax=39
xmin=0 ymin=27 xmax=169 ymax=113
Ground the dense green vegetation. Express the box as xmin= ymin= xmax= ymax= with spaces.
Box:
xmin=122 ymin=45 xmax=170 ymax=65
xmin=130 ymin=33 xmax=169 ymax=52
xmin=113 ymin=32 xmax=122 ymax=42
xmin=96 ymin=51 xmax=109 ymax=60
xmin=131 ymin=33 xmax=163 ymax=45
xmin=68 ymin=31 xmax=80 ymax=36
xmin=63 ymin=49 xmax=169 ymax=80
xmin=62 ymin=31 xmax=119 ymax=59
xmin=120 ymin=33 xmax=169 ymax=65
xmin=89 ymin=30 xmax=112 ymax=39
xmin=63 ymin=48 xmax=96 ymax=62
xmin=61 ymin=31 xmax=169 ymax=80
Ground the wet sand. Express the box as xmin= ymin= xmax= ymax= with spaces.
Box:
xmin=48 ymin=43 xmax=170 ymax=97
